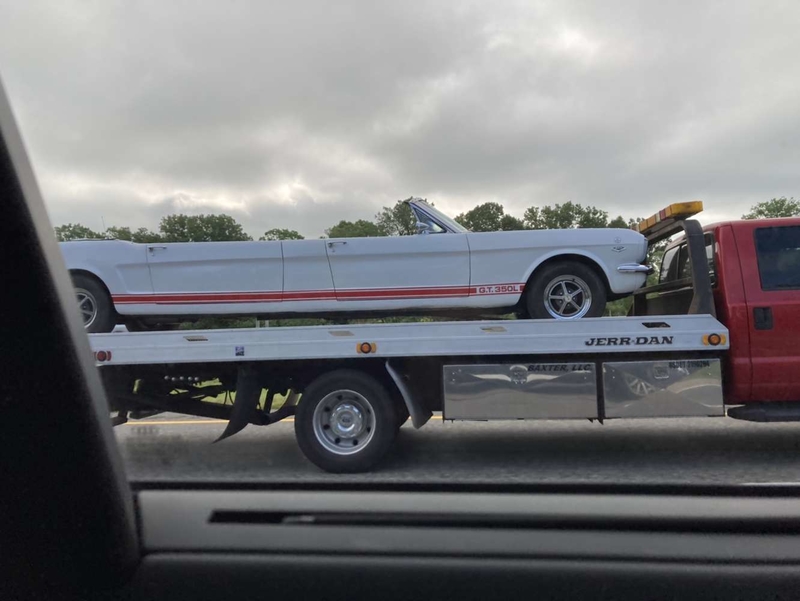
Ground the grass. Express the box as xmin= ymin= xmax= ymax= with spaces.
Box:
xmin=169 ymin=379 xmax=290 ymax=410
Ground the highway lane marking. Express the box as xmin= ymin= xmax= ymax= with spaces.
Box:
xmin=124 ymin=415 xmax=443 ymax=426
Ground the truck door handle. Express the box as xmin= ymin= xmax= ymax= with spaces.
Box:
xmin=753 ymin=307 xmax=773 ymax=330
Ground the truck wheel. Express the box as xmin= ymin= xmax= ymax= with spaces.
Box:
xmin=526 ymin=261 xmax=606 ymax=320
xmin=295 ymin=370 xmax=399 ymax=473
xmin=72 ymin=273 xmax=116 ymax=333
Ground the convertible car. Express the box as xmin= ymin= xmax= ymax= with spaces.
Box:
xmin=61 ymin=198 xmax=649 ymax=332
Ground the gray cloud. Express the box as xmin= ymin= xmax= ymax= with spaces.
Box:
xmin=1 ymin=0 xmax=798 ymax=237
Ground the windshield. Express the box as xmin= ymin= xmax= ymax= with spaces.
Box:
xmin=412 ymin=200 xmax=470 ymax=234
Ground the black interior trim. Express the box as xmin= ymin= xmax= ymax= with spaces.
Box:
xmin=0 ymin=78 xmax=138 ymax=599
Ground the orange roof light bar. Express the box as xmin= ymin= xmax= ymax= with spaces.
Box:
xmin=634 ymin=201 xmax=704 ymax=235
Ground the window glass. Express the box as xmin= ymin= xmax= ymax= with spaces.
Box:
xmin=659 ymin=247 xmax=680 ymax=283
xmin=755 ymin=226 xmax=800 ymax=290
xmin=416 ymin=213 xmax=447 ymax=234
xmin=676 ymin=234 xmax=716 ymax=282
xmin=676 ymin=244 xmax=692 ymax=279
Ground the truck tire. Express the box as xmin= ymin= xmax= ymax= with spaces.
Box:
xmin=526 ymin=261 xmax=606 ymax=320
xmin=295 ymin=370 xmax=399 ymax=473
xmin=396 ymin=401 xmax=410 ymax=429
xmin=72 ymin=273 xmax=116 ymax=333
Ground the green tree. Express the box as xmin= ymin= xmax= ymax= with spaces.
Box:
xmin=260 ymin=228 xmax=304 ymax=241
xmin=104 ymin=226 xmax=133 ymax=240
xmin=455 ymin=202 xmax=506 ymax=232
xmin=159 ymin=214 xmax=252 ymax=242
xmin=742 ymin=197 xmax=800 ymax=219
xmin=524 ymin=202 xmax=611 ymax=230
xmin=105 ymin=226 xmax=162 ymax=243
xmin=607 ymin=215 xmax=630 ymax=228
xmin=130 ymin=227 xmax=164 ymax=243
xmin=325 ymin=219 xmax=384 ymax=238
xmin=454 ymin=202 xmax=527 ymax=232
xmin=54 ymin=223 xmax=103 ymax=241
xmin=499 ymin=214 xmax=526 ymax=231
xmin=375 ymin=200 xmax=418 ymax=236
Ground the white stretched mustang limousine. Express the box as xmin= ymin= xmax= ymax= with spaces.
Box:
xmin=61 ymin=198 xmax=650 ymax=332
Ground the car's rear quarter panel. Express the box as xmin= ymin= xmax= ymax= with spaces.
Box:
xmin=60 ymin=241 xmax=152 ymax=307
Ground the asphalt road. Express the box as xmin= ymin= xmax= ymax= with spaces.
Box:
xmin=114 ymin=413 xmax=800 ymax=485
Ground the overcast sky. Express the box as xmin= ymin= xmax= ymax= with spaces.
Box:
xmin=1 ymin=1 xmax=798 ymax=237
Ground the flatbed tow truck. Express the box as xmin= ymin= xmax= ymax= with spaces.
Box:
xmin=93 ymin=202 xmax=800 ymax=472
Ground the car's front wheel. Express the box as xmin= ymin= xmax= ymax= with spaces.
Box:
xmin=525 ymin=261 xmax=606 ymax=320
xmin=72 ymin=273 xmax=116 ymax=333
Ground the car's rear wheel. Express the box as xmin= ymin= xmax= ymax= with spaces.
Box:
xmin=72 ymin=273 xmax=116 ymax=333
xmin=525 ymin=261 xmax=606 ymax=320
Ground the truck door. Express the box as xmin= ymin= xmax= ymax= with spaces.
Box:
xmin=736 ymin=223 xmax=800 ymax=401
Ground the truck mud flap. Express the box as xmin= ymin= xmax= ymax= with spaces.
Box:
xmin=215 ymin=366 xmax=261 ymax=442
xmin=386 ymin=360 xmax=432 ymax=429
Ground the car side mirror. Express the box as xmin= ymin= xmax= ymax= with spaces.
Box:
xmin=416 ymin=221 xmax=432 ymax=235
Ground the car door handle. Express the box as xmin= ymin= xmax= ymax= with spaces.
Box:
xmin=753 ymin=307 xmax=773 ymax=330
xmin=327 ymin=241 xmax=347 ymax=248
xmin=147 ymin=246 xmax=167 ymax=253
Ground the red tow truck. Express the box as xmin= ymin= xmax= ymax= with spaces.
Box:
xmin=91 ymin=202 xmax=800 ymax=472
xmin=634 ymin=204 xmax=800 ymax=419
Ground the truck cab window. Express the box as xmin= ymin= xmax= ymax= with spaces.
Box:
xmin=676 ymin=244 xmax=692 ymax=279
xmin=755 ymin=226 xmax=800 ymax=290
xmin=676 ymin=234 xmax=716 ymax=283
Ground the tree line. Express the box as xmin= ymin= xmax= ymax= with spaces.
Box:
xmin=55 ymin=196 xmax=798 ymax=245
xmin=52 ymin=198 xmax=647 ymax=243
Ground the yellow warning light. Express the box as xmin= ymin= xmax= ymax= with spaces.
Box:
xmin=634 ymin=201 xmax=704 ymax=234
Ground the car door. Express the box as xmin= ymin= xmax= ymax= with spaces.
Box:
xmin=145 ymin=241 xmax=283 ymax=307
xmin=325 ymin=234 xmax=470 ymax=303
xmin=736 ymin=222 xmax=800 ymax=401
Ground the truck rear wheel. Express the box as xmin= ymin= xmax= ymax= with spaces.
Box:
xmin=295 ymin=370 xmax=399 ymax=473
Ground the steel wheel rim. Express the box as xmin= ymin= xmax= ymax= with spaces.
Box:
xmin=312 ymin=389 xmax=376 ymax=456
xmin=75 ymin=287 xmax=98 ymax=328
xmin=543 ymin=275 xmax=592 ymax=319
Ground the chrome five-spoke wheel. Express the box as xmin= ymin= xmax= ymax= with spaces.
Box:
xmin=525 ymin=261 xmax=607 ymax=320
xmin=75 ymin=287 xmax=99 ymax=328
xmin=543 ymin=275 xmax=593 ymax=319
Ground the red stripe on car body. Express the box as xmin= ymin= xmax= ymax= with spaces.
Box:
xmin=111 ymin=283 xmax=525 ymax=305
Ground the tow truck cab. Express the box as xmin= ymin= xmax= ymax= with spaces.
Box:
xmin=633 ymin=206 xmax=800 ymax=407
